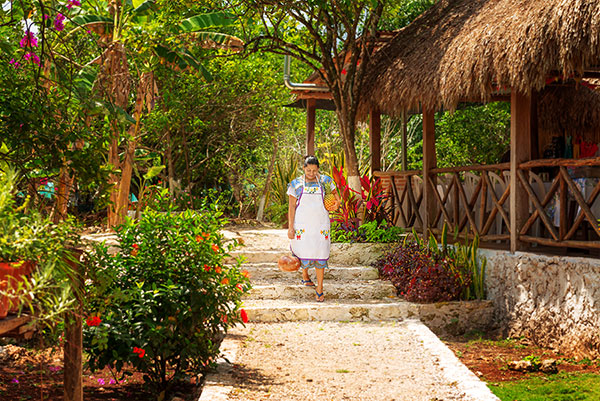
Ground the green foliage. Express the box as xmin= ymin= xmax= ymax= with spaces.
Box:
xmin=490 ymin=372 xmax=600 ymax=401
xmin=84 ymin=205 xmax=250 ymax=395
xmin=331 ymin=220 xmax=404 ymax=243
xmin=0 ymin=168 xmax=81 ymax=332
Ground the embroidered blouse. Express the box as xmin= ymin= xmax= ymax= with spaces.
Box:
xmin=286 ymin=175 xmax=336 ymax=199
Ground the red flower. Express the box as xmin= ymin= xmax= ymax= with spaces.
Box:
xmin=215 ymin=266 xmax=222 ymax=274
xmin=202 ymin=232 xmax=210 ymax=238
xmin=221 ymin=314 xmax=228 ymax=323
xmin=221 ymin=278 xmax=229 ymax=285
xmin=195 ymin=235 xmax=203 ymax=242
xmin=211 ymin=244 xmax=219 ymax=253
xmin=131 ymin=243 xmax=139 ymax=256
xmin=240 ymin=309 xmax=248 ymax=323
xmin=341 ymin=68 xmax=347 ymax=75
xmin=204 ymin=264 xmax=211 ymax=272
xmin=236 ymin=283 xmax=243 ymax=292
xmin=242 ymin=270 xmax=250 ymax=278
xmin=86 ymin=316 xmax=101 ymax=326
xmin=132 ymin=244 xmax=139 ymax=249
xmin=133 ymin=347 xmax=145 ymax=358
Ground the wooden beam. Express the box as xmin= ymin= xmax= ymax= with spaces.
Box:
xmin=401 ymin=110 xmax=408 ymax=171
xmin=306 ymin=99 xmax=316 ymax=156
xmin=422 ymin=106 xmax=436 ymax=236
xmin=64 ymin=249 xmax=84 ymax=401
xmin=369 ymin=108 xmax=381 ymax=173
xmin=510 ymin=91 xmax=532 ymax=253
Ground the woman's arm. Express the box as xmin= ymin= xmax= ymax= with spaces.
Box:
xmin=287 ymin=195 xmax=297 ymax=239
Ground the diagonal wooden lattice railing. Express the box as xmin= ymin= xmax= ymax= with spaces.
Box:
xmin=376 ymin=158 xmax=600 ymax=250
xmin=517 ymin=158 xmax=600 ymax=249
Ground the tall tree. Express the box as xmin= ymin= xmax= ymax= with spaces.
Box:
xmin=241 ymin=1 xmax=385 ymax=190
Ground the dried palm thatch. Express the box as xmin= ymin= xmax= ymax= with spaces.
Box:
xmin=361 ymin=0 xmax=600 ymax=116
xmin=538 ymin=84 xmax=600 ymax=140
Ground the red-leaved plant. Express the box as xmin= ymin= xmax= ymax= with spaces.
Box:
xmin=330 ymin=166 xmax=388 ymax=232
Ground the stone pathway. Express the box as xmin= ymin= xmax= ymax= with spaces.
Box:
xmin=200 ymin=228 xmax=499 ymax=401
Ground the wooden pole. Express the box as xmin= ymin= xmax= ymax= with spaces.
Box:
xmin=369 ymin=107 xmax=381 ymax=174
xmin=64 ymin=249 xmax=84 ymax=401
xmin=422 ymin=106 xmax=437 ymax=236
xmin=306 ymin=99 xmax=316 ymax=156
xmin=401 ymin=109 xmax=408 ymax=171
xmin=510 ymin=91 xmax=532 ymax=253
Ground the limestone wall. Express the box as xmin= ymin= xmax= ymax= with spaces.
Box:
xmin=482 ymin=249 xmax=600 ymax=358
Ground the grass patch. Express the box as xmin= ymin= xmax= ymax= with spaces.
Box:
xmin=490 ymin=372 xmax=600 ymax=400
xmin=335 ymin=369 xmax=350 ymax=373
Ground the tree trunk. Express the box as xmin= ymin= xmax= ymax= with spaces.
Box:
xmin=337 ymin=108 xmax=361 ymax=192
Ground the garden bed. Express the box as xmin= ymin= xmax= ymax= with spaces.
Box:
xmin=0 ymin=343 xmax=202 ymax=401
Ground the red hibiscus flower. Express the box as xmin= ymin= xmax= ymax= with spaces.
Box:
xmin=204 ymin=264 xmax=211 ymax=272
xmin=236 ymin=283 xmax=243 ymax=292
xmin=86 ymin=316 xmax=101 ymax=326
xmin=240 ymin=309 xmax=248 ymax=323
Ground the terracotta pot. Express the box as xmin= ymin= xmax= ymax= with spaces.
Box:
xmin=278 ymin=255 xmax=301 ymax=272
xmin=0 ymin=260 xmax=35 ymax=319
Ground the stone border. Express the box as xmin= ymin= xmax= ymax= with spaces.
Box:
xmin=404 ymin=319 xmax=500 ymax=401
xmin=197 ymin=336 xmax=240 ymax=401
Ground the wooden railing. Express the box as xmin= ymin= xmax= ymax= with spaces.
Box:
xmin=517 ymin=158 xmax=600 ymax=249
xmin=375 ymin=157 xmax=600 ymax=251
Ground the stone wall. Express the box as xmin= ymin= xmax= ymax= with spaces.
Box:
xmin=482 ymin=249 xmax=600 ymax=358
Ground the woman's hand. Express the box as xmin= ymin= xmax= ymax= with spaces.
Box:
xmin=333 ymin=199 xmax=341 ymax=211
xmin=287 ymin=227 xmax=295 ymax=239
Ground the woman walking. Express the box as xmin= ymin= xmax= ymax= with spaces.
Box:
xmin=287 ymin=156 xmax=340 ymax=302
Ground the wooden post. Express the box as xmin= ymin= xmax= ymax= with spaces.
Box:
xmin=306 ymin=99 xmax=316 ymax=156
xmin=422 ymin=106 xmax=437 ymax=236
xmin=401 ymin=110 xmax=408 ymax=171
xmin=369 ymin=107 xmax=381 ymax=174
xmin=510 ymin=91 xmax=532 ymax=253
xmin=64 ymin=249 xmax=84 ymax=401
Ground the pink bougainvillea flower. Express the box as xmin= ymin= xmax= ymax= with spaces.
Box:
xmin=86 ymin=316 xmax=101 ymax=326
xmin=54 ymin=13 xmax=66 ymax=31
xmin=97 ymin=378 xmax=105 ymax=385
xmin=11 ymin=378 xmax=19 ymax=383
xmin=211 ymin=244 xmax=219 ymax=253
xmin=49 ymin=366 xmax=61 ymax=372
xmin=240 ymin=309 xmax=248 ymax=323
xmin=19 ymin=31 xmax=38 ymax=48
xmin=221 ymin=278 xmax=229 ymax=285
xmin=67 ymin=0 xmax=81 ymax=9
xmin=44 ymin=14 xmax=50 ymax=20
xmin=24 ymin=52 xmax=40 ymax=65
xmin=9 ymin=58 xmax=20 ymax=69
xmin=109 ymin=379 xmax=116 ymax=385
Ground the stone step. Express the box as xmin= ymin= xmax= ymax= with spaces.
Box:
xmin=241 ymin=299 xmax=496 ymax=336
xmin=238 ymin=263 xmax=380 ymax=281
xmin=243 ymin=281 xmax=397 ymax=300
xmin=242 ymin=299 xmax=410 ymax=322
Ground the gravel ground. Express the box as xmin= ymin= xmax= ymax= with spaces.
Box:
xmin=214 ymin=321 xmax=472 ymax=401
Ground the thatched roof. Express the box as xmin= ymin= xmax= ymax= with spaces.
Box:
xmin=538 ymin=84 xmax=600 ymax=138
xmin=361 ymin=0 xmax=600 ymax=116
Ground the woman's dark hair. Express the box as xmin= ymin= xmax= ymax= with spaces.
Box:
xmin=303 ymin=155 xmax=320 ymax=167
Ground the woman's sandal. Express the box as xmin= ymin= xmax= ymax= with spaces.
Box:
xmin=315 ymin=290 xmax=325 ymax=302
xmin=301 ymin=279 xmax=315 ymax=287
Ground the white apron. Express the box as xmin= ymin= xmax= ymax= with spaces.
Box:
xmin=291 ymin=180 xmax=331 ymax=261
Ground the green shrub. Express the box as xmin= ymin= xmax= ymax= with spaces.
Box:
xmin=331 ymin=220 xmax=404 ymax=243
xmin=84 ymin=206 xmax=250 ymax=396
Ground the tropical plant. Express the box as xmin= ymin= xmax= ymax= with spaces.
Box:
xmin=84 ymin=203 xmax=250 ymax=396
xmin=331 ymin=220 xmax=404 ymax=243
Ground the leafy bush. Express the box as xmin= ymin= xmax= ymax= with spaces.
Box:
xmin=0 ymin=168 xmax=81 ymax=331
xmin=331 ymin=220 xmax=404 ymax=243
xmin=375 ymin=241 xmax=467 ymax=303
xmin=84 ymin=205 xmax=250 ymax=396
xmin=374 ymin=226 xmax=487 ymax=302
